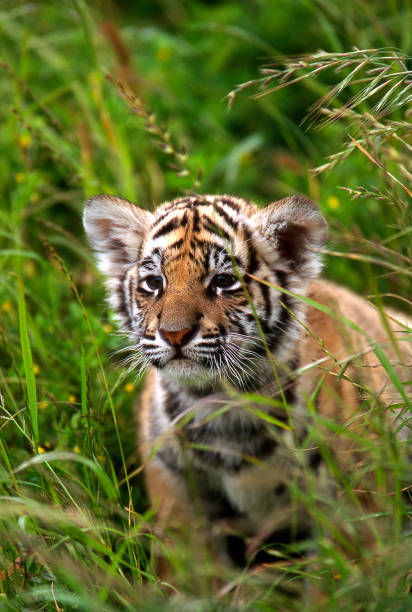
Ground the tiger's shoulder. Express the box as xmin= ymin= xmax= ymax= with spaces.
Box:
xmin=299 ymin=279 xmax=411 ymax=421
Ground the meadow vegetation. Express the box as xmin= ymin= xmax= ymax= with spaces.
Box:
xmin=0 ymin=1 xmax=410 ymax=610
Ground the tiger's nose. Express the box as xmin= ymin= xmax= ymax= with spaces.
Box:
xmin=159 ymin=326 xmax=196 ymax=347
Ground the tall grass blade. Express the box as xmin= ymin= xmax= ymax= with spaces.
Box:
xmin=14 ymin=451 xmax=118 ymax=501
xmin=17 ymin=276 xmax=38 ymax=443
xmin=81 ymin=344 xmax=87 ymax=418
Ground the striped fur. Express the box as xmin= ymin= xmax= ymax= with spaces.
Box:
xmin=84 ymin=193 xmax=411 ymax=565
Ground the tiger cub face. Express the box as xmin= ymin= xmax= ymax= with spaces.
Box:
xmin=83 ymin=194 xmax=328 ymax=391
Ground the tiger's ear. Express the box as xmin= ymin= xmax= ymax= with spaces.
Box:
xmin=83 ymin=194 xmax=154 ymax=276
xmin=252 ymin=195 xmax=328 ymax=278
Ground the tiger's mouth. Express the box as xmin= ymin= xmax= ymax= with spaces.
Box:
xmin=168 ymin=354 xmax=195 ymax=363
xmin=142 ymin=344 xmax=218 ymax=370
xmin=162 ymin=355 xmax=219 ymax=390
xmin=153 ymin=341 xmax=222 ymax=365
xmin=165 ymin=350 xmax=217 ymax=367
xmin=168 ymin=346 xmax=189 ymax=360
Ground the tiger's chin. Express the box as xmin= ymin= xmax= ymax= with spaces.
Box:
xmin=160 ymin=357 xmax=218 ymax=392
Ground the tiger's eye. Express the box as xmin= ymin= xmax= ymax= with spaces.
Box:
xmin=211 ymin=274 xmax=237 ymax=289
xmin=145 ymin=275 xmax=163 ymax=290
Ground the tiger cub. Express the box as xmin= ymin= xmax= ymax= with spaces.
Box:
xmin=83 ymin=193 xmax=411 ymax=565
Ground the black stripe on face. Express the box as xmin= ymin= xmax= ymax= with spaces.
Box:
xmin=151 ymin=210 xmax=173 ymax=225
xmin=258 ymin=319 xmax=273 ymax=336
xmin=218 ymin=324 xmax=227 ymax=337
xmin=194 ymin=341 xmax=220 ymax=349
xmin=227 ymin=312 xmax=246 ymax=335
xmin=201 ymin=248 xmax=210 ymax=275
xmin=190 ymin=238 xmax=226 ymax=252
xmin=277 ymin=296 xmax=291 ymax=335
xmin=276 ymin=270 xmax=288 ymax=288
xmin=213 ymin=203 xmax=239 ymax=230
xmin=188 ymin=198 xmax=210 ymax=208
xmin=260 ymin=279 xmax=272 ymax=320
xmin=140 ymin=343 xmax=157 ymax=351
xmin=256 ymin=272 xmax=292 ymax=355
xmin=168 ymin=238 xmax=184 ymax=250
xmin=140 ymin=257 xmax=156 ymax=271
xmin=151 ymin=217 xmax=181 ymax=240
xmin=192 ymin=207 xmax=200 ymax=232
xmin=156 ymin=198 xmax=193 ymax=216
xmin=231 ymin=298 xmax=249 ymax=309
xmin=187 ymin=249 xmax=200 ymax=262
xmin=202 ymin=215 xmax=231 ymax=242
xmin=243 ymin=227 xmax=259 ymax=275
xmin=219 ymin=197 xmax=241 ymax=213
xmin=265 ymin=297 xmax=291 ymax=355
xmin=146 ymin=247 xmax=164 ymax=266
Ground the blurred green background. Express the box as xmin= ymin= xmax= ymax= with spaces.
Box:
xmin=0 ymin=2 xmax=410 ymax=607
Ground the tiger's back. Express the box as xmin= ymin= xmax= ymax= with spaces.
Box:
xmin=83 ymin=193 xmax=411 ymax=564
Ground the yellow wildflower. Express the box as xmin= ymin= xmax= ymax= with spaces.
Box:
xmin=124 ymin=382 xmax=135 ymax=393
xmin=24 ymin=261 xmax=36 ymax=277
xmin=103 ymin=324 xmax=112 ymax=334
xmin=19 ymin=134 xmax=32 ymax=149
xmin=327 ymin=196 xmax=340 ymax=209
xmin=33 ymin=364 xmax=40 ymax=376
xmin=68 ymin=395 xmax=76 ymax=403
xmin=15 ymin=172 xmax=25 ymax=184
xmin=37 ymin=446 xmax=45 ymax=454
xmin=39 ymin=401 xmax=48 ymax=410
xmin=1 ymin=300 xmax=12 ymax=313
xmin=73 ymin=446 xmax=81 ymax=454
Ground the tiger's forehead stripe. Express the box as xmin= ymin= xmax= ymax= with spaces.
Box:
xmin=146 ymin=197 xmax=254 ymax=251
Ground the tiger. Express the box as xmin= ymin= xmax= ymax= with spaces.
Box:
xmin=83 ymin=193 xmax=411 ymax=572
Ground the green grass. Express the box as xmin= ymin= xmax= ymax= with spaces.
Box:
xmin=0 ymin=1 xmax=411 ymax=610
